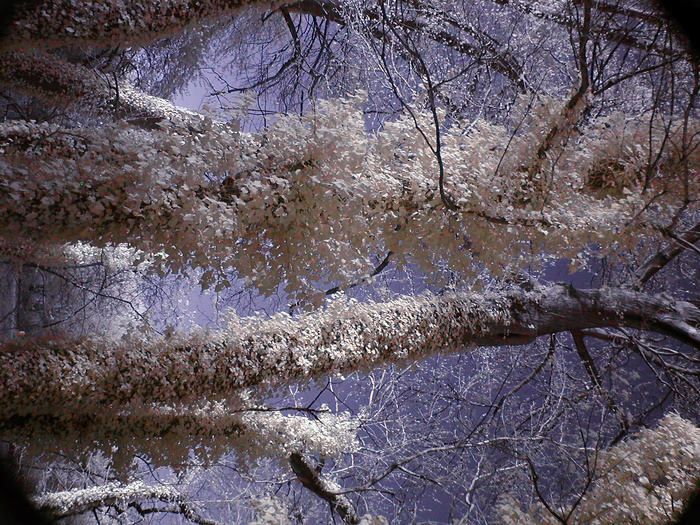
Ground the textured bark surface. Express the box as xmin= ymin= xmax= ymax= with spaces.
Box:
xmin=633 ymin=222 xmax=700 ymax=289
xmin=493 ymin=284 xmax=700 ymax=348
xmin=290 ymin=452 xmax=360 ymax=524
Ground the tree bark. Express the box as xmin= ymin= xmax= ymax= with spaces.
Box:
xmin=633 ymin=222 xmax=700 ymax=289
xmin=290 ymin=452 xmax=360 ymax=524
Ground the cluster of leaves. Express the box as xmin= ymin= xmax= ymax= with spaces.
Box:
xmin=2 ymin=92 xmax=696 ymax=299
xmin=242 ymin=408 xmax=361 ymax=458
xmin=497 ymin=414 xmax=700 ymax=525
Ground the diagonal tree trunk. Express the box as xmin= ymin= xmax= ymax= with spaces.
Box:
xmin=633 ymin=222 xmax=700 ymax=289
xmin=4 ymin=0 xmax=281 ymax=49
xmin=1 ymin=283 xmax=698 ymax=421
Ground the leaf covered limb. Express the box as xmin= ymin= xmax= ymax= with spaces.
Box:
xmin=2 ymin=94 xmax=696 ymax=295
xmin=1 ymin=284 xmax=698 ymax=421
xmin=4 ymin=0 xmax=283 ymax=49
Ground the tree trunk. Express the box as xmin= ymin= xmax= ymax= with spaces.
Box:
xmin=290 ymin=452 xmax=360 ymax=524
xmin=4 ymin=0 xmax=280 ymax=49
xmin=1 ymin=283 xmax=698 ymax=421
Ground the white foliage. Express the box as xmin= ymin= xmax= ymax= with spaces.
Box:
xmin=496 ymin=414 xmax=700 ymax=525
xmin=33 ymin=481 xmax=181 ymax=517
xmin=243 ymin=408 xmax=361 ymax=457
xmin=0 ymin=286 xmax=515 ymax=419
xmin=358 ymin=515 xmax=390 ymax=525
xmin=248 ymin=496 xmax=292 ymax=525
xmin=1 ymin=92 xmax=697 ymax=295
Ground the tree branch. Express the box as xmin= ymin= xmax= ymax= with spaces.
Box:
xmin=33 ymin=481 xmax=221 ymax=525
xmin=633 ymin=222 xmax=700 ymax=290
xmin=489 ymin=0 xmax=685 ymax=57
xmin=2 ymin=283 xmax=699 ymax=421
xmin=0 ymin=50 xmax=205 ymax=128
xmin=285 ymin=0 xmax=529 ymax=91
xmin=289 ymin=452 xmax=359 ymax=524
xmin=570 ymin=329 xmax=629 ymax=435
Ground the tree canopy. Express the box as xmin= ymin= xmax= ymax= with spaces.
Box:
xmin=1 ymin=0 xmax=700 ymax=524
